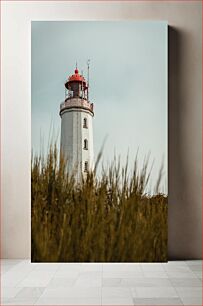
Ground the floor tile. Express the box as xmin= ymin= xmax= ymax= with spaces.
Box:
xmin=74 ymin=271 xmax=102 ymax=287
xmin=103 ymin=263 xmax=142 ymax=273
xmin=186 ymin=260 xmax=202 ymax=266
xmin=163 ymin=261 xmax=187 ymax=266
xmin=180 ymin=296 xmax=202 ymax=305
xmin=35 ymin=297 xmax=102 ymax=305
xmin=2 ymin=287 xmax=23 ymax=299
xmin=32 ymin=263 xmax=59 ymax=272
xmin=79 ymin=271 xmax=102 ymax=278
xmin=1 ymin=259 xmax=24 ymax=265
xmin=75 ymin=277 xmax=102 ymax=287
xmin=194 ymin=271 xmax=202 ymax=279
xmin=41 ymin=286 xmax=101 ymax=298
xmin=15 ymin=287 xmax=45 ymax=298
xmin=3 ymin=296 xmax=39 ymax=305
xmin=189 ymin=264 xmax=202 ymax=272
xmin=143 ymin=271 xmax=168 ymax=278
xmin=102 ymin=297 xmax=134 ymax=305
xmin=135 ymin=286 xmax=179 ymax=298
xmin=166 ymin=271 xmax=197 ymax=278
xmin=140 ymin=264 xmax=165 ymax=272
xmin=133 ymin=297 xmax=183 ymax=305
xmin=17 ymin=271 xmax=56 ymax=287
xmin=103 ymin=270 xmax=144 ymax=278
xmin=175 ymin=287 xmax=202 ymax=298
xmin=57 ymin=263 xmax=82 ymax=272
xmin=2 ymin=263 xmax=35 ymax=287
xmin=102 ymin=278 xmax=123 ymax=287
xmin=2 ymin=265 xmax=15 ymax=274
xmin=54 ymin=270 xmax=80 ymax=278
xmin=169 ymin=278 xmax=202 ymax=287
xmin=164 ymin=265 xmax=192 ymax=272
xmin=81 ymin=263 xmax=102 ymax=271
xmin=141 ymin=263 xmax=165 ymax=267
xmin=124 ymin=277 xmax=172 ymax=287
xmin=47 ymin=277 xmax=76 ymax=288
xmin=1 ymin=299 xmax=10 ymax=305
xmin=102 ymin=287 xmax=132 ymax=298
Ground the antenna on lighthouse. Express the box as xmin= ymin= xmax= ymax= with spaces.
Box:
xmin=87 ymin=59 xmax=90 ymax=86
xmin=81 ymin=70 xmax=84 ymax=98
xmin=87 ymin=59 xmax=90 ymax=101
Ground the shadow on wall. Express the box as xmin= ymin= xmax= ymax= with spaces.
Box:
xmin=168 ymin=26 xmax=202 ymax=260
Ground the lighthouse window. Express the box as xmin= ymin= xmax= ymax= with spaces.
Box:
xmin=83 ymin=118 xmax=88 ymax=128
xmin=84 ymin=139 xmax=88 ymax=150
xmin=84 ymin=161 xmax=88 ymax=172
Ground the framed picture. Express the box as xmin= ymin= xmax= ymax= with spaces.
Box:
xmin=31 ymin=21 xmax=168 ymax=262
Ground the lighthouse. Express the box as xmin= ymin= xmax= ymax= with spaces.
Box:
xmin=59 ymin=66 xmax=94 ymax=181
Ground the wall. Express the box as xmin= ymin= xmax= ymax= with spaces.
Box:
xmin=1 ymin=1 xmax=202 ymax=259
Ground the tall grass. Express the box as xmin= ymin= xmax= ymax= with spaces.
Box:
xmin=31 ymin=144 xmax=167 ymax=262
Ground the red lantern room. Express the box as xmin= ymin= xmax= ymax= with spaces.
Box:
xmin=65 ymin=67 xmax=89 ymax=100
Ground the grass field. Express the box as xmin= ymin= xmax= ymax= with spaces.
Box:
xmin=31 ymin=145 xmax=167 ymax=262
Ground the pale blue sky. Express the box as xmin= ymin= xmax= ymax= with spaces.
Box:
xmin=31 ymin=21 xmax=167 ymax=193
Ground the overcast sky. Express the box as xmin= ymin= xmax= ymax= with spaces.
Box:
xmin=32 ymin=21 xmax=167 ymax=193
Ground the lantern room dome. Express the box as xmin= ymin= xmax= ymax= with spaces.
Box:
xmin=67 ymin=68 xmax=87 ymax=84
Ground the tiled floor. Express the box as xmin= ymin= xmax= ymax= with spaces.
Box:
xmin=1 ymin=260 xmax=202 ymax=305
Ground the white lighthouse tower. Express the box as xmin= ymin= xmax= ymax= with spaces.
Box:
xmin=59 ymin=66 xmax=94 ymax=181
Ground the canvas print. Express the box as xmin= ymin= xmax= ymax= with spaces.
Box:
xmin=31 ymin=21 xmax=168 ymax=262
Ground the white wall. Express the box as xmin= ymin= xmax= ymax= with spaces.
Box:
xmin=1 ymin=1 xmax=202 ymax=259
